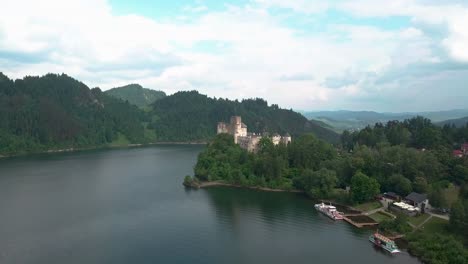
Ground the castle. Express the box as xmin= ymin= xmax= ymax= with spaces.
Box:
xmin=217 ymin=116 xmax=291 ymax=152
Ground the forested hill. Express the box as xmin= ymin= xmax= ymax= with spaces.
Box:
xmin=0 ymin=73 xmax=338 ymax=155
xmin=438 ymin=116 xmax=468 ymax=128
xmin=148 ymin=91 xmax=339 ymax=143
xmin=105 ymin=84 xmax=166 ymax=108
xmin=0 ymin=73 xmax=153 ymax=155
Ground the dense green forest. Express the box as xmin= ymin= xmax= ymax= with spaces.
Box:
xmin=0 ymin=73 xmax=154 ymax=155
xmin=192 ymin=117 xmax=468 ymax=263
xmin=0 ymin=73 xmax=338 ymax=155
xmin=148 ymin=90 xmax=339 ymax=143
xmin=105 ymin=84 xmax=166 ymax=108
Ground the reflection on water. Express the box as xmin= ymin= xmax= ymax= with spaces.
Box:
xmin=0 ymin=146 xmax=419 ymax=264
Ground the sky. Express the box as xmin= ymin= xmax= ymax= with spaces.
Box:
xmin=1 ymin=0 xmax=468 ymax=112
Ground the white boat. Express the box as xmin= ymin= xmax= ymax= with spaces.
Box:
xmin=314 ymin=202 xmax=344 ymax=220
xmin=369 ymin=233 xmax=400 ymax=254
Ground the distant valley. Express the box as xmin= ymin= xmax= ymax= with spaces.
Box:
xmin=302 ymin=110 xmax=468 ymax=132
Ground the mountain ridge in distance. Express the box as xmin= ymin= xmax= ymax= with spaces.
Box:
xmin=302 ymin=109 xmax=468 ymax=131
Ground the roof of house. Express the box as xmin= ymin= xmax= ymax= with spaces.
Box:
xmin=462 ymin=143 xmax=468 ymax=149
xmin=453 ymin=150 xmax=463 ymax=155
xmin=405 ymin=192 xmax=427 ymax=203
xmin=284 ymin=133 xmax=291 ymax=137
xmin=241 ymin=123 xmax=247 ymax=128
xmin=385 ymin=192 xmax=399 ymax=198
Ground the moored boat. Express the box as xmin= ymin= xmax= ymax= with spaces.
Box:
xmin=369 ymin=232 xmax=400 ymax=254
xmin=314 ymin=202 xmax=344 ymax=220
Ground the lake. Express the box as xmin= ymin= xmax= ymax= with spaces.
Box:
xmin=0 ymin=145 xmax=420 ymax=263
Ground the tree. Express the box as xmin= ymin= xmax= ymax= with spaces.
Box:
xmin=387 ymin=174 xmax=413 ymax=196
xmin=450 ymin=200 xmax=467 ymax=237
xmin=428 ymin=187 xmax=448 ymax=209
xmin=307 ymin=169 xmax=338 ymax=199
xmin=350 ymin=171 xmax=380 ymax=203
xmin=413 ymin=177 xmax=428 ymax=193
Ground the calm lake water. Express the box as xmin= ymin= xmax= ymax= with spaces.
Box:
xmin=0 ymin=145 xmax=420 ymax=264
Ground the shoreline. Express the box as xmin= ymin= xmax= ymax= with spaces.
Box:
xmin=193 ymin=180 xmax=304 ymax=193
xmin=0 ymin=141 xmax=208 ymax=159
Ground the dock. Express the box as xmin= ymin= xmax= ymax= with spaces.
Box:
xmin=343 ymin=214 xmax=379 ymax=228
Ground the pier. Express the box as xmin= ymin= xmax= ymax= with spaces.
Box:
xmin=343 ymin=215 xmax=379 ymax=228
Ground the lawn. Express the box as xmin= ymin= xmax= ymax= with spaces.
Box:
xmin=407 ymin=213 xmax=431 ymax=227
xmin=354 ymin=201 xmax=382 ymax=212
xmin=420 ymin=217 xmax=449 ymax=234
xmin=370 ymin=211 xmax=393 ymax=223
xmin=443 ymin=184 xmax=460 ymax=207
xmin=110 ymin=132 xmax=130 ymax=146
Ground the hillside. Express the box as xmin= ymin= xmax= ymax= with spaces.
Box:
xmin=0 ymin=74 xmax=339 ymax=155
xmin=0 ymin=73 xmax=153 ymax=155
xmin=148 ymin=91 xmax=339 ymax=143
xmin=105 ymin=84 xmax=166 ymax=108
xmin=303 ymin=110 xmax=468 ymax=131
xmin=438 ymin=116 xmax=468 ymax=127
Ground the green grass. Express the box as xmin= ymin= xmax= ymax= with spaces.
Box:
xmin=443 ymin=184 xmax=460 ymax=207
xmin=110 ymin=133 xmax=130 ymax=146
xmin=370 ymin=211 xmax=393 ymax=223
xmin=407 ymin=213 xmax=431 ymax=227
xmin=354 ymin=201 xmax=382 ymax=212
xmin=420 ymin=217 xmax=449 ymax=234
xmin=144 ymin=128 xmax=157 ymax=141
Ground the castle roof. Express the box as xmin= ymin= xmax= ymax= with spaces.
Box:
xmin=241 ymin=123 xmax=247 ymax=128
xmin=284 ymin=133 xmax=291 ymax=137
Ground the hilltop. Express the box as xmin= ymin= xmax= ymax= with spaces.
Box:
xmin=438 ymin=116 xmax=468 ymax=128
xmin=147 ymin=91 xmax=339 ymax=143
xmin=105 ymin=84 xmax=166 ymax=108
xmin=0 ymin=73 xmax=338 ymax=155
xmin=0 ymin=73 xmax=154 ymax=155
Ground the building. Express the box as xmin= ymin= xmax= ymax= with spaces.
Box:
xmin=217 ymin=116 xmax=291 ymax=152
xmin=453 ymin=150 xmax=464 ymax=158
xmin=452 ymin=143 xmax=468 ymax=158
xmin=405 ymin=192 xmax=430 ymax=212
xmin=383 ymin=192 xmax=400 ymax=201
xmin=462 ymin=143 xmax=468 ymax=155
xmin=389 ymin=201 xmax=420 ymax=216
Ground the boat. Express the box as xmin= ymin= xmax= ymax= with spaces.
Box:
xmin=369 ymin=232 xmax=400 ymax=254
xmin=314 ymin=202 xmax=344 ymax=220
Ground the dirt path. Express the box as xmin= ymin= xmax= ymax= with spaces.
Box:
xmin=428 ymin=212 xmax=449 ymax=221
xmin=363 ymin=207 xmax=384 ymax=216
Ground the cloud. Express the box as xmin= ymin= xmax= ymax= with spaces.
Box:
xmin=0 ymin=0 xmax=468 ymax=111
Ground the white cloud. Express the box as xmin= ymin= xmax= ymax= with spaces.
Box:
xmin=0 ymin=0 xmax=467 ymax=111
xmin=254 ymin=0 xmax=330 ymax=14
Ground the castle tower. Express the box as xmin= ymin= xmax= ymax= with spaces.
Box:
xmin=281 ymin=133 xmax=292 ymax=144
xmin=217 ymin=122 xmax=228 ymax=134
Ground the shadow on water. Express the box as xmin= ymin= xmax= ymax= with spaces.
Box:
xmin=202 ymin=186 xmax=313 ymax=227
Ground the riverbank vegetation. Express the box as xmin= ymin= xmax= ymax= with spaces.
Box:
xmin=192 ymin=116 xmax=468 ymax=263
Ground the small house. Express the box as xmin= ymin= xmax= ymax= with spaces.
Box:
xmin=453 ymin=150 xmax=463 ymax=158
xmin=462 ymin=143 xmax=468 ymax=155
xmin=384 ymin=192 xmax=400 ymax=201
xmin=405 ymin=192 xmax=429 ymax=212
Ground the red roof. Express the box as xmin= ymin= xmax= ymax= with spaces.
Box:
xmin=462 ymin=143 xmax=468 ymax=150
xmin=453 ymin=150 xmax=463 ymax=156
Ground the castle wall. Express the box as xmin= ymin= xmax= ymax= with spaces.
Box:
xmin=217 ymin=116 xmax=290 ymax=152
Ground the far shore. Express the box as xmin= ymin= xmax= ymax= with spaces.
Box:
xmin=195 ymin=180 xmax=304 ymax=193
xmin=0 ymin=141 xmax=208 ymax=159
